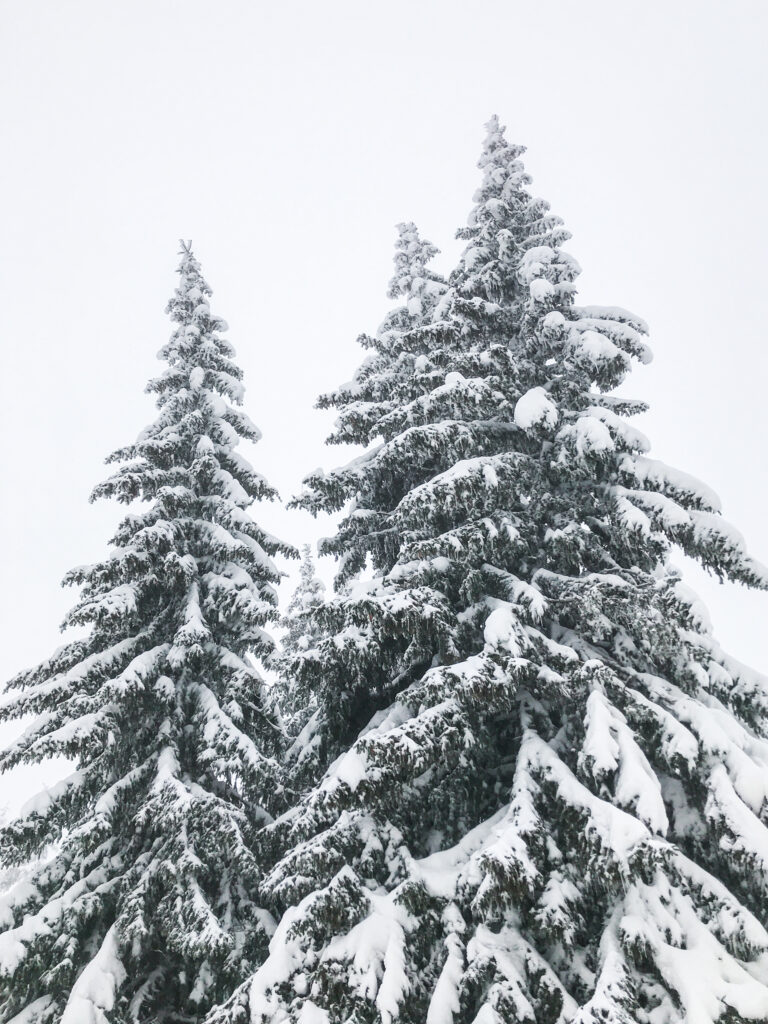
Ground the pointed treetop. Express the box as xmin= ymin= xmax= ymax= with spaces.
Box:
xmin=310 ymin=221 xmax=447 ymax=455
xmin=478 ymin=113 xmax=527 ymax=173
xmin=166 ymin=241 xmax=217 ymax=327
xmin=285 ymin=544 xmax=326 ymax=614
xmin=175 ymin=239 xmax=205 ymax=289
xmin=475 ymin=113 xmax=529 ymax=192
xmin=296 ymin=543 xmax=324 ymax=588
xmin=456 ymin=115 xmax=571 ymax=300
xmin=385 ymin=221 xmax=446 ymax=321
xmin=386 ymin=221 xmax=440 ymax=299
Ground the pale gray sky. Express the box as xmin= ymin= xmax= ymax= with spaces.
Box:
xmin=2 ymin=0 xmax=767 ymax=810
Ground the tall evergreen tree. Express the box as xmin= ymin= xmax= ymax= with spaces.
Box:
xmin=211 ymin=123 xmax=768 ymax=1024
xmin=0 ymin=244 xmax=294 ymax=1023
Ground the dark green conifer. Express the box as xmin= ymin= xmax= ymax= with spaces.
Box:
xmin=215 ymin=124 xmax=768 ymax=1024
xmin=0 ymin=245 xmax=294 ymax=1023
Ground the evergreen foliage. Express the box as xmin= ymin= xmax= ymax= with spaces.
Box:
xmin=279 ymin=221 xmax=450 ymax=784
xmin=0 ymin=245 xmax=293 ymax=1024
xmin=280 ymin=546 xmax=326 ymax=658
xmin=212 ymin=122 xmax=768 ymax=1024
xmin=275 ymin=545 xmax=327 ymax=766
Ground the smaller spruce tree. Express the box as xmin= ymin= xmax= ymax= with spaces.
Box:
xmin=0 ymin=244 xmax=294 ymax=1024
xmin=280 ymin=545 xmax=326 ymax=658
xmin=275 ymin=545 xmax=327 ymax=767
xmin=285 ymin=221 xmax=449 ymax=777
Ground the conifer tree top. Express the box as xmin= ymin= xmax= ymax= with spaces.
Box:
xmin=387 ymin=221 xmax=441 ymax=301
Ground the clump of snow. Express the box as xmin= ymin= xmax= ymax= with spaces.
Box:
xmin=513 ymin=387 xmax=558 ymax=430
xmin=297 ymin=1003 xmax=330 ymax=1024
xmin=542 ymin=310 xmax=566 ymax=335
xmin=483 ymin=605 xmax=525 ymax=657
xmin=518 ymin=245 xmax=555 ymax=282
xmin=574 ymin=329 xmax=624 ymax=364
xmin=529 ymin=278 xmax=554 ymax=302
xmin=570 ymin=416 xmax=614 ymax=454
xmin=325 ymin=749 xmax=368 ymax=792
xmin=6 ymin=997 xmax=54 ymax=1024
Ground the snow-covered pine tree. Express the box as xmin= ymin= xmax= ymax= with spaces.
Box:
xmin=268 ymin=222 xmax=449 ymax=792
xmin=280 ymin=546 xmax=326 ymax=658
xmin=0 ymin=244 xmax=294 ymax=1024
xmin=312 ymin=219 xmax=448 ymax=577
xmin=209 ymin=122 xmax=768 ymax=1024
xmin=274 ymin=545 xmax=326 ymax=755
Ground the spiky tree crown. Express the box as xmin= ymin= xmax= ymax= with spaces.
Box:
xmin=217 ymin=121 xmax=768 ymax=1024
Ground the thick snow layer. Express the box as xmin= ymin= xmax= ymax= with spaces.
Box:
xmin=322 ymin=888 xmax=411 ymax=1024
xmin=192 ymin=681 xmax=274 ymax=775
xmin=518 ymin=245 xmax=554 ymax=282
xmin=526 ymin=730 xmax=649 ymax=857
xmin=404 ymin=732 xmax=647 ymax=911
xmin=572 ymin=306 xmax=652 ymax=365
xmin=565 ymin=414 xmax=614 ymax=455
xmin=542 ymin=310 xmax=566 ymax=333
xmin=324 ymin=749 xmax=369 ymax=792
xmin=483 ymin=604 xmax=526 ymax=657
xmin=573 ymin=328 xmax=624 ymax=364
xmin=574 ymin=304 xmax=649 ymax=333
xmin=425 ymin=905 xmax=464 ymax=1024
xmin=60 ymin=926 xmax=126 ymax=1024
xmin=6 ymin=997 xmax=54 ymax=1024
xmin=582 ymin=690 xmax=668 ymax=834
xmin=638 ymin=671 xmax=768 ymax=818
xmin=246 ymin=869 xmax=356 ymax=1021
xmin=16 ymin=769 xmax=86 ymax=820
xmin=408 ymin=806 xmax=510 ymax=900
xmin=671 ymin=579 xmax=712 ymax=632
xmin=513 ymin=387 xmax=557 ymax=430
xmin=619 ymin=875 xmax=768 ymax=1023
xmin=622 ymin=455 xmax=722 ymax=513
xmin=297 ymin=1003 xmax=329 ymax=1024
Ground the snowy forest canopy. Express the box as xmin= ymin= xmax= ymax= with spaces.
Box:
xmin=2 ymin=118 xmax=768 ymax=1024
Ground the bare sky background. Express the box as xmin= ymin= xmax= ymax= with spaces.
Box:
xmin=2 ymin=0 xmax=767 ymax=810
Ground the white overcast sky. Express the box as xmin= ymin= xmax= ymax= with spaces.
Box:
xmin=1 ymin=1 xmax=767 ymax=808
